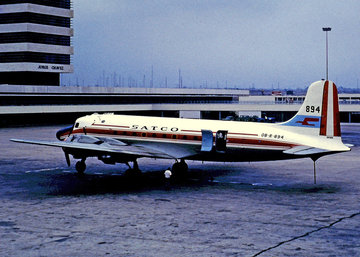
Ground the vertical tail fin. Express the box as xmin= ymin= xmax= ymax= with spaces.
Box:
xmin=281 ymin=80 xmax=341 ymax=137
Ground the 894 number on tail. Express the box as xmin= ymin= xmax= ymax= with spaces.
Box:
xmin=306 ymin=105 xmax=320 ymax=113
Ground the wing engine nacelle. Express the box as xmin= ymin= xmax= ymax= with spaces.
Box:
xmin=56 ymin=125 xmax=73 ymax=141
xmin=98 ymin=155 xmax=132 ymax=165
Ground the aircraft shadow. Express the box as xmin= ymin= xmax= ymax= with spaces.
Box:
xmin=1 ymin=167 xmax=340 ymax=198
xmin=40 ymin=169 xmax=340 ymax=196
xmin=42 ymin=169 xmax=226 ymax=196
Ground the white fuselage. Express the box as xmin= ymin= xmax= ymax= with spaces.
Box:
xmin=66 ymin=113 xmax=347 ymax=162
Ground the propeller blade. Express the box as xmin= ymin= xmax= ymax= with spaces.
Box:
xmin=65 ymin=152 xmax=71 ymax=167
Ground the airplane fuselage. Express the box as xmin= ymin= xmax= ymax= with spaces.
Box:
xmin=61 ymin=113 xmax=344 ymax=162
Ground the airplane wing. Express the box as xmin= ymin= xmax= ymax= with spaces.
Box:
xmin=10 ymin=135 xmax=176 ymax=160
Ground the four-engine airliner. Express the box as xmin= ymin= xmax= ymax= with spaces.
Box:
xmin=11 ymin=80 xmax=351 ymax=183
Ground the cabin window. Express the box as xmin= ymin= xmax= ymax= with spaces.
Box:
xmin=172 ymin=135 xmax=177 ymax=139
xmin=162 ymin=134 xmax=167 ymax=138
xmin=183 ymin=135 xmax=187 ymax=140
xmin=132 ymin=132 xmax=137 ymax=136
xmin=152 ymin=133 xmax=157 ymax=137
xmin=142 ymin=133 xmax=146 ymax=137
xmin=74 ymin=122 xmax=79 ymax=128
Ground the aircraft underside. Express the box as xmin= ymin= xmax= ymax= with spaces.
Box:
xmin=187 ymin=148 xmax=306 ymax=162
xmin=67 ymin=139 xmax=309 ymax=165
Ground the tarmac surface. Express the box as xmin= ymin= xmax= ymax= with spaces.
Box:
xmin=0 ymin=124 xmax=359 ymax=256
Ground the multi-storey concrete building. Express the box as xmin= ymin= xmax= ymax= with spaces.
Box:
xmin=0 ymin=0 xmax=73 ymax=86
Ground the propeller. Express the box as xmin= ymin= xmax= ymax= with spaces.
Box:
xmin=64 ymin=152 xmax=71 ymax=167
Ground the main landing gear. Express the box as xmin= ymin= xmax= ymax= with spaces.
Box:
xmin=172 ymin=159 xmax=188 ymax=180
xmin=74 ymin=158 xmax=142 ymax=176
xmin=75 ymin=159 xmax=86 ymax=175
xmin=124 ymin=159 xmax=142 ymax=176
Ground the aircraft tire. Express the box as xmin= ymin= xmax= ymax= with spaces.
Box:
xmin=124 ymin=168 xmax=142 ymax=177
xmin=172 ymin=161 xmax=188 ymax=180
xmin=75 ymin=160 xmax=86 ymax=174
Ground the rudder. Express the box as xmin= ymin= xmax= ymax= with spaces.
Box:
xmin=319 ymin=81 xmax=341 ymax=137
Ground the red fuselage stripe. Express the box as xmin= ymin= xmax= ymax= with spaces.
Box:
xmin=228 ymin=132 xmax=258 ymax=136
xmin=181 ymin=129 xmax=258 ymax=137
xmin=181 ymin=129 xmax=200 ymax=133
xmin=70 ymin=127 xmax=296 ymax=148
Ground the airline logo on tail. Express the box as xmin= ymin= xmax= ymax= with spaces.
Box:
xmin=296 ymin=117 xmax=320 ymax=126
xmin=284 ymin=115 xmax=321 ymax=127
xmin=280 ymin=80 xmax=341 ymax=137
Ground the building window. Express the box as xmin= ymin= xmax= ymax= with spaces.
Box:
xmin=0 ymin=13 xmax=71 ymax=28
xmin=0 ymin=52 xmax=70 ymax=64
xmin=0 ymin=32 xmax=70 ymax=46
xmin=0 ymin=0 xmax=71 ymax=9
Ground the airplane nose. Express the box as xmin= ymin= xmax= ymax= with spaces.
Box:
xmin=56 ymin=125 xmax=73 ymax=141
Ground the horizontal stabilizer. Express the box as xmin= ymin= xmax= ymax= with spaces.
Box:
xmin=283 ymin=146 xmax=330 ymax=155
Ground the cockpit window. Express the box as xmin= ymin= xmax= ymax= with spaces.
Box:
xmin=75 ymin=122 xmax=79 ymax=128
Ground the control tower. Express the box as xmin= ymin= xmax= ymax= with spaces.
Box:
xmin=0 ymin=0 xmax=73 ymax=86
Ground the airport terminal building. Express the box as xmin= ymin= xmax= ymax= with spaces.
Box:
xmin=0 ymin=1 xmax=359 ymax=126
xmin=0 ymin=0 xmax=73 ymax=86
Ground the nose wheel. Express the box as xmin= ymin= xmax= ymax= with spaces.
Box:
xmin=75 ymin=159 xmax=86 ymax=174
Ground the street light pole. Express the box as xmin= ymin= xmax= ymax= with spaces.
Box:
xmin=322 ymin=27 xmax=331 ymax=80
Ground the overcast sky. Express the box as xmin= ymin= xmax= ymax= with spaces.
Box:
xmin=62 ymin=0 xmax=360 ymax=89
